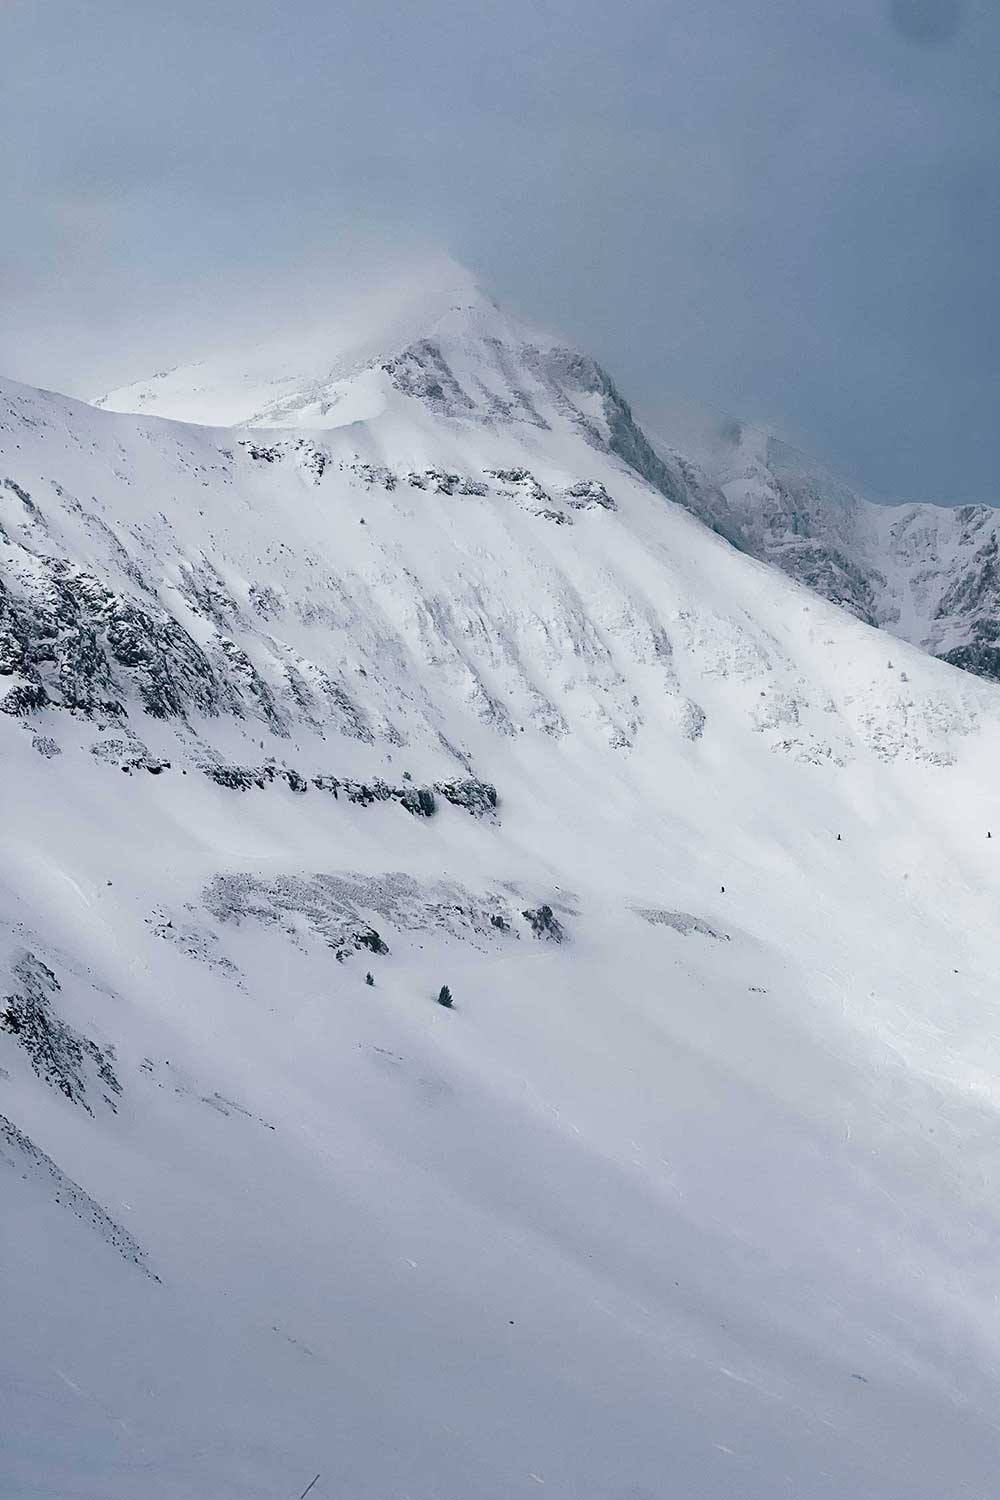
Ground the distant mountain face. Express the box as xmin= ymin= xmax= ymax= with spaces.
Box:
xmin=8 ymin=279 xmax=1000 ymax=1497
xmin=648 ymin=415 xmax=1000 ymax=681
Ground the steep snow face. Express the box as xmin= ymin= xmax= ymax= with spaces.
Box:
xmin=650 ymin=413 xmax=1000 ymax=680
xmin=6 ymin=310 xmax=1000 ymax=1500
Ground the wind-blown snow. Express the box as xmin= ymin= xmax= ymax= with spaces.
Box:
xmin=4 ymin=290 xmax=1000 ymax=1499
xmin=94 ymin=261 xmax=523 ymax=430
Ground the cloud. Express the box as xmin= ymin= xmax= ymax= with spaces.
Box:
xmin=0 ymin=0 xmax=997 ymax=502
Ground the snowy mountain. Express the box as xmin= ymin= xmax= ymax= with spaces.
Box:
xmin=6 ymin=277 xmax=1000 ymax=1498
xmin=100 ymin=266 xmax=1000 ymax=687
xmin=649 ymin=409 xmax=1000 ymax=681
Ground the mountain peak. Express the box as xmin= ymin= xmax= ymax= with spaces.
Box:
xmin=92 ymin=260 xmax=554 ymax=430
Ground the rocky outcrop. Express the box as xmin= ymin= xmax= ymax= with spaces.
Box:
xmin=1 ymin=953 xmax=121 ymax=1112
xmin=313 ymin=773 xmax=436 ymax=816
xmin=0 ymin=555 xmax=233 ymax=721
xmin=522 ymin=904 xmax=566 ymax=942
xmin=203 ymin=870 xmax=541 ymax=964
xmin=0 ymin=1112 xmax=152 ymax=1273
xmin=633 ymin=907 xmax=729 ymax=940
xmin=433 ymin=777 xmax=498 ymax=817
xmin=201 ymin=765 xmax=498 ymax=819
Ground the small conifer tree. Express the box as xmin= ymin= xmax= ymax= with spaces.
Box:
xmin=437 ymin=984 xmax=453 ymax=1008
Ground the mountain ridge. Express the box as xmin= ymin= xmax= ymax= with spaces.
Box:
xmin=94 ymin=271 xmax=1000 ymax=685
xmin=647 ymin=409 xmax=1000 ymax=679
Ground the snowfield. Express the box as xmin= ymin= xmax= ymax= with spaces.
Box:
xmin=4 ymin=275 xmax=1000 ymax=1498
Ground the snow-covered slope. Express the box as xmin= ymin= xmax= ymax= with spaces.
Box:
xmin=5 ymin=295 xmax=1000 ymax=1498
xmin=101 ymin=269 xmax=1000 ymax=687
xmin=650 ymin=410 xmax=1000 ymax=681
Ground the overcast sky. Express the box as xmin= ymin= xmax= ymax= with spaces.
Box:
xmin=1 ymin=0 xmax=996 ymax=502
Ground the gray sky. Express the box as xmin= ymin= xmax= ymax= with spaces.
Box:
xmin=1 ymin=0 xmax=996 ymax=502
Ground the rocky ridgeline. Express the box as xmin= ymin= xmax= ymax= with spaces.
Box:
xmin=239 ymin=437 xmax=332 ymax=481
xmin=90 ymin=738 xmax=171 ymax=774
xmin=204 ymin=764 xmax=498 ymax=819
xmin=236 ymin=440 xmax=618 ymax=519
xmin=203 ymin=871 xmax=571 ymax=965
